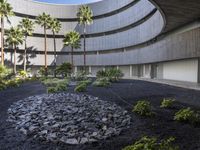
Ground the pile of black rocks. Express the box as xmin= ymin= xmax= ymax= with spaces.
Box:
xmin=7 ymin=93 xmax=131 ymax=145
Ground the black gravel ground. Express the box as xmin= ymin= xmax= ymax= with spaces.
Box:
xmin=0 ymin=80 xmax=200 ymax=150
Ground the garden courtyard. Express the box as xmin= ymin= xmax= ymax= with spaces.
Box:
xmin=0 ymin=78 xmax=200 ymax=150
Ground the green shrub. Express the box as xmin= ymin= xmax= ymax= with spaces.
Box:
xmin=174 ymin=107 xmax=200 ymax=124
xmin=96 ymin=68 xmax=123 ymax=82
xmin=6 ymin=78 xmax=21 ymax=87
xmin=122 ymin=136 xmax=179 ymax=150
xmin=160 ymin=98 xmax=175 ymax=108
xmin=42 ymin=78 xmax=69 ymax=93
xmin=133 ymin=100 xmax=153 ymax=116
xmin=56 ymin=62 xmax=72 ymax=78
xmin=38 ymin=67 xmax=47 ymax=77
xmin=74 ymin=83 xmax=87 ymax=92
xmin=75 ymin=71 xmax=88 ymax=81
xmin=93 ymin=77 xmax=111 ymax=87
xmin=18 ymin=70 xmax=27 ymax=78
xmin=96 ymin=70 xmax=107 ymax=78
xmin=107 ymin=68 xmax=123 ymax=82
xmin=0 ymin=65 xmax=12 ymax=79
xmin=79 ymin=79 xmax=92 ymax=86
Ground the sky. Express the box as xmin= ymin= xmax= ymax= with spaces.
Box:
xmin=35 ymin=0 xmax=102 ymax=4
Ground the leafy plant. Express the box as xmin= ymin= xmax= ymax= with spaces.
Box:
xmin=74 ymin=82 xmax=87 ymax=92
xmin=93 ymin=77 xmax=111 ymax=87
xmin=75 ymin=71 xmax=88 ymax=81
xmin=18 ymin=70 xmax=28 ymax=78
xmin=160 ymin=98 xmax=175 ymax=108
xmin=122 ymin=136 xmax=179 ymax=150
xmin=174 ymin=107 xmax=200 ymax=124
xmin=96 ymin=68 xmax=123 ymax=82
xmin=107 ymin=68 xmax=123 ymax=82
xmin=56 ymin=62 xmax=72 ymax=78
xmin=133 ymin=100 xmax=153 ymax=116
xmin=79 ymin=79 xmax=92 ymax=86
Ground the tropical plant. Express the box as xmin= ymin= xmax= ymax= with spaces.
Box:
xmin=122 ymin=136 xmax=179 ymax=150
xmin=75 ymin=71 xmax=88 ymax=81
xmin=6 ymin=27 xmax=24 ymax=74
xmin=96 ymin=68 xmax=123 ymax=82
xmin=174 ymin=107 xmax=200 ymax=124
xmin=63 ymin=31 xmax=81 ymax=74
xmin=56 ymin=62 xmax=72 ymax=78
xmin=133 ymin=100 xmax=153 ymax=116
xmin=18 ymin=70 xmax=27 ymax=78
xmin=107 ymin=68 xmax=123 ymax=82
xmin=160 ymin=98 xmax=175 ymax=108
xmin=93 ymin=77 xmax=111 ymax=87
xmin=74 ymin=82 xmax=87 ymax=92
xmin=18 ymin=18 xmax=34 ymax=71
xmin=77 ymin=5 xmax=93 ymax=70
xmin=36 ymin=12 xmax=51 ymax=76
xmin=49 ymin=18 xmax=61 ymax=77
xmin=0 ymin=0 xmax=14 ymax=65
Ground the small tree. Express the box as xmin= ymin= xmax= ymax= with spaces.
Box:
xmin=36 ymin=13 xmax=51 ymax=76
xmin=18 ymin=18 xmax=34 ymax=71
xmin=77 ymin=5 xmax=93 ymax=70
xmin=6 ymin=27 xmax=24 ymax=74
xmin=0 ymin=0 xmax=14 ymax=65
xmin=49 ymin=18 xmax=61 ymax=77
xmin=63 ymin=31 xmax=81 ymax=74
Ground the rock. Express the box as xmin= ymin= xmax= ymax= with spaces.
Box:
xmin=7 ymin=93 xmax=131 ymax=145
xmin=80 ymin=137 xmax=88 ymax=144
xmin=65 ymin=138 xmax=79 ymax=145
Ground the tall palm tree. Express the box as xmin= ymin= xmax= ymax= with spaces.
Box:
xmin=0 ymin=0 xmax=14 ymax=66
xmin=77 ymin=5 xmax=93 ymax=70
xmin=63 ymin=31 xmax=81 ymax=74
xmin=36 ymin=12 xmax=51 ymax=76
xmin=18 ymin=18 xmax=34 ymax=71
xmin=49 ymin=18 xmax=61 ymax=77
xmin=6 ymin=27 xmax=23 ymax=74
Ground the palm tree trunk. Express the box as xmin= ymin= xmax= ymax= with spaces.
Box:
xmin=83 ymin=24 xmax=86 ymax=71
xmin=71 ymin=46 xmax=74 ymax=74
xmin=44 ymin=26 xmax=48 ymax=76
xmin=24 ymin=36 xmax=27 ymax=71
xmin=53 ymin=31 xmax=56 ymax=77
xmin=14 ymin=45 xmax=16 ymax=74
xmin=1 ymin=17 xmax=4 ymax=66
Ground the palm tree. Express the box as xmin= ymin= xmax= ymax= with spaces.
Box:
xmin=77 ymin=5 xmax=93 ymax=70
xmin=0 ymin=0 xmax=14 ymax=66
xmin=18 ymin=18 xmax=34 ymax=71
xmin=63 ymin=31 xmax=81 ymax=74
xmin=36 ymin=12 xmax=51 ymax=76
xmin=49 ymin=18 xmax=61 ymax=77
xmin=6 ymin=27 xmax=23 ymax=74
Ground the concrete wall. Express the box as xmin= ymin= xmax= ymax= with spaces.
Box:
xmin=162 ymin=59 xmax=198 ymax=82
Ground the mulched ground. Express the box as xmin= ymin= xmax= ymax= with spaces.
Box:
xmin=0 ymin=80 xmax=200 ymax=150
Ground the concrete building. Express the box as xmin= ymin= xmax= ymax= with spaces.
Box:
xmin=2 ymin=0 xmax=200 ymax=83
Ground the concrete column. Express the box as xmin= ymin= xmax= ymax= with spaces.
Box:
xmin=198 ymin=58 xmax=200 ymax=83
xmin=75 ymin=66 xmax=78 ymax=75
xmin=130 ymin=65 xmax=132 ymax=78
xmin=117 ymin=66 xmax=119 ymax=70
xmin=89 ymin=66 xmax=92 ymax=74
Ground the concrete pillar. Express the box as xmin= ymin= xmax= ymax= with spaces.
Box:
xmin=198 ymin=58 xmax=200 ymax=83
xmin=75 ymin=66 xmax=78 ymax=75
xmin=130 ymin=65 xmax=132 ymax=78
xmin=89 ymin=66 xmax=92 ymax=74
xmin=117 ymin=66 xmax=119 ymax=70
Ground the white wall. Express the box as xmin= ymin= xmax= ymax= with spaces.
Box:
xmin=163 ymin=59 xmax=198 ymax=82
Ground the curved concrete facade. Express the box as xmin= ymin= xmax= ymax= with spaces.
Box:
xmin=3 ymin=0 xmax=200 ymax=83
